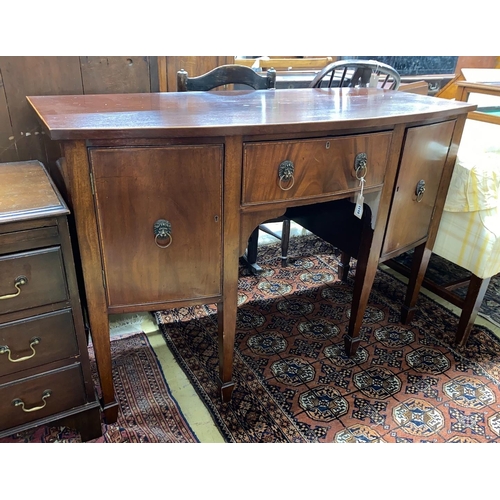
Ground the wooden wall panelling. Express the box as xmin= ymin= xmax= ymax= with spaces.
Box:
xmin=455 ymin=56 xmax=500 ymax=73
xmin=149 ymin=57 xmax=159 ymax=93
xmin=80 ymin=56 xmax=154 ymax=94
xmin=0 ymin=57 xmax=83 ymax=168
xmin=160 ymin=56 xmax=235 ymax=92
xmin=0 ymin=56 xmax=158 ymax=170
xmin=0 ymin=69 xmax=17 ymax=163
xmin=436 ymin=56 xmax=500 ymax=99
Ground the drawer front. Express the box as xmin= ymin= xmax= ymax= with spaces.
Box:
xmin=0 ymin=364 xmax=86 ymax=430
xmin=0 ymin=225 xmax=60 ymax=256
xmin=90 ymin=145 xmax=223 ymax=307
xmin=0 ymin=309 xmax=78 ymax=378
xmin=242 ymin=132 xmax=393 ymax=205
xmin=0 ymin=247 xmax=68 ymax=315
xmin=382 ymin=120 xmax=456 ymax=256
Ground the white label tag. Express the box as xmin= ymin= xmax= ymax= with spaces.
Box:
xmin=369 ymin=73 xmax=379 ymax=88
xmin=354 ymin=193 xmax=364 ymax=219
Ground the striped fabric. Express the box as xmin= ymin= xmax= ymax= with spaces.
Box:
xmin=444 ymin=119 xmax=500 ymax=212
xmin=433 ymin=119 xmax=500 ymax=279
xmin=434 ymin=205 xmax=500 ymax=278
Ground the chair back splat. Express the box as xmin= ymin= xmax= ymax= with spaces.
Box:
xmin=176 ymin=64 xmax=276 ymax=92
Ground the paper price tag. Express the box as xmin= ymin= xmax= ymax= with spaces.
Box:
xmin=369 ymin=73 xmax=379 ymax=88
xmin=354 ymin=193 xmax=364 ymax=219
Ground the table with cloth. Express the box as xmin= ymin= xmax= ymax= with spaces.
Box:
xmin=431 ymin=117 xmax=500 ymax=344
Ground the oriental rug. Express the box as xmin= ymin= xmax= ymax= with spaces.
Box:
xmin=156 ymin=235 xmax=500 ymax=443
xmin=1 ymin=332 xmax=199 ymax=443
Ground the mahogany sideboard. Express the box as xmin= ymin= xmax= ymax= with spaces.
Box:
xmin=27 ymin=88 xmax=475 ymax=423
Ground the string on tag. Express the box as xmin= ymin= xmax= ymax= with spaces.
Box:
xmin=369 ymin=64 xmax=380 ymax=88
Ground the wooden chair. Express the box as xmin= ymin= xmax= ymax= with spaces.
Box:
xmin=177 ymin=64 xmax=276 ymax=91
xmin=176 ymin=64 xmax=291 ymax=273
xmin=310 ymin=59 xmax=401 ymax=90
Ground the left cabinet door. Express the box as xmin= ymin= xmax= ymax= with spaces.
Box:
xmin=89 ymin=145 xmax=223 ymax=308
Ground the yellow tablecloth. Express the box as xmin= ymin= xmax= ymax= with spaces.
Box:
xmin=444 ymin=119 xmax=500 ymax=212
xmin=433 ymin=119 xmax=500 ymax=278
xmin=434 ymin=206 xmax=500 ymax=278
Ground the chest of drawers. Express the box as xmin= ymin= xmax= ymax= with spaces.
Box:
xmin=0 ymin=161 xmax=101 ymax=441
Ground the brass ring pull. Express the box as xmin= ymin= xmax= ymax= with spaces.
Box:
xmin=153 ymin=219 xmax=173 ymax=249
xmin=12 ymin=390 xmax=52 ymax=413
xmin=278 ymin=160 xmax=295 ymax=191
xmin=278 ymin=176 xmax=295 ymax=191
xmin=355 ymin=153 xmax=368 ymax=180
xmin=0 ymin=276 xmax=28 ymax=300
xmin=0 ymin=337 xmax=41 ymax=363
xmin=154 ymin=233 xmax=173 ymax=249
xmin=415 ymin=180 xmax=426 ymax=202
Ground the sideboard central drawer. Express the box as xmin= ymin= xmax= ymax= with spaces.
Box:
xmin=242 ymin=132 xmax=393 ymax=205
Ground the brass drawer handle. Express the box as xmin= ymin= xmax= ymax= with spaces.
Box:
xmin=12 ymin=389 xmax=52 ymax=413
xmin=415 ymin=180 xmax=426 ymax=202
xmin=0 ymin=275 xmax=28 ymax=300
xmin=0 ymin=337 xmax=41 ymax=363
xmin=354 ymin=153 xmax=368 ymax=180
xmin=278 ymin=160 xmax=295 ymax=191
xmin=153 ymin=219 xmax=173 ymax=249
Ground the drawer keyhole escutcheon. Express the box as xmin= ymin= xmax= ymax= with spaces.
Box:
xmin=12 ymin=389 xmax=52 ymax=413
xmin=0 ymin=275 xmax=28 ymax=300
xmin=0 ymin=337 xmax=41 ymax=363
xmin=278 ymin=160 xmax=295 ymax=191
xmin=354 ymin=153 xmax=368 ymax=180
xmin=153 ymin=219 xmax=173 ymax=249
xmin=415 ymin=180 xmax=426 ymax=202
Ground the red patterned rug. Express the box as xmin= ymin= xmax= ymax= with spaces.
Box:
xmin=156 ymin=235 xmax=500 ymax=443
xmin=1 ymin=332 xmax=199 ymax=443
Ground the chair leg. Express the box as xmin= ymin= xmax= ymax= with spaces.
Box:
xmin=242 ymin=227 xmax=262 ymax=274
xmin=455 ymin=275 xmax=491 ymax=347
xmin=280 ymin=219 xmax=291 ymax=267
xmin=246 ymin=227 xmax=259 ymax=264
xmin=338 ymin=252 xmax=351 ymax=282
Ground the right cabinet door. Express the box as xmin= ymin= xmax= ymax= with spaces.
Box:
xmin=381 ymin=120 xmax=456 ymax=257
xmin=89 ymin=145 xmax=223 ymax=309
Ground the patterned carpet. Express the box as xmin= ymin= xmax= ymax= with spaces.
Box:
xmin=156 ymin=235 xmax=500 ymax=443
xmin=1 ymin=332 xmax=199 ymax=443
xmin=393 ymin=249 xmax=500 ymax=328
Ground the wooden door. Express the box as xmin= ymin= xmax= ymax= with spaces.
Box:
xmin=89 ymin=145 xmax=223 ymax=309
xmin=381 ymin=120 xmax=456 ymax=257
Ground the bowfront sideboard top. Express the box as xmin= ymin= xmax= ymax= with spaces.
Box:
xmin=27 ymin=88 xmax=476 ymax=424
xmin=28 ymin=88 xmax=474 ymax=139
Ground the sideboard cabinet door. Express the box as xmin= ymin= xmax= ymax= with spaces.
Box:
xmin=89 ymin=145 xmax=223 ymax=308
xmin=381 ymin=120 xmax=456 ymax=257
